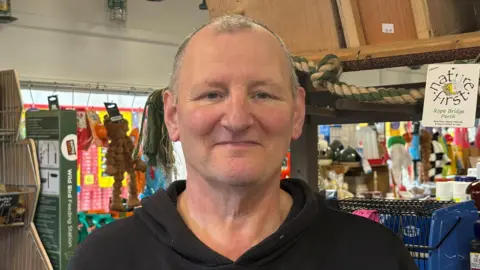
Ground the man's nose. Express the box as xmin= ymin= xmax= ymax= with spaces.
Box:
xmin=220 ymin=92 xmax=254 ymax=132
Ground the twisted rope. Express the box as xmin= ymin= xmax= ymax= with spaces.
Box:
xmin=133 ymin=88 xmax=176 ymax=176
xmin=292 ymin=54 xmax=426 ymax=104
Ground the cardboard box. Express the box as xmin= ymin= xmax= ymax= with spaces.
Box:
xmin=26 ymin=110 xmax=78 ymax=270
xmin=337 ymin=0 xmax=478 ymax=47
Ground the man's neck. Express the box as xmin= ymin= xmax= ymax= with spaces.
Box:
xmin=176 ymin=177 xmax=293 ymax=261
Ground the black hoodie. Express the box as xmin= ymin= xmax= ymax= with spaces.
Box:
xmin=68 ymin=179 xmax=418 ymax=270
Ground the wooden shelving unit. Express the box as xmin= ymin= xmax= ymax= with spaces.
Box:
xmin=297 ymin=31 xmax=480 ymax=71
xmin=290 ymin=31 xmax=480 ymax=190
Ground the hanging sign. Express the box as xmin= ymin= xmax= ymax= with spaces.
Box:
xmin=422 ymin=64 xmax=480 ymax=128
xmin=104 ymin=102 xmax=123 ymax=122
xmin=48 ymin=95 xmax=60 ymax=111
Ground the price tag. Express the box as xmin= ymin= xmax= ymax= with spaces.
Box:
xmin=382 ymin=23 xmax=394 ymax=34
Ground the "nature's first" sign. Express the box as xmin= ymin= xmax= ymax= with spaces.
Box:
xmin=422 ymin=64 xmax=480 ymax=128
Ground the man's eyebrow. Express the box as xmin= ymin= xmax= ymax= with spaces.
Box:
xmin=192 ymin=79 xmax=282 ymax=91
xmin=248 ymin=79 xmax=282 ymax=90
xmin=192 ymin=79 xmax=228 ymax=90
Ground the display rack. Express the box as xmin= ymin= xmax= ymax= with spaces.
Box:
xmin=290 ymin=31 xmax=480 ymax=190
xmin=0 ymin=70 xmax=52 ymax=270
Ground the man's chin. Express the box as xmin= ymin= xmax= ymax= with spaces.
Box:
xmin=211 ymin=171 xmax=265 ymax=187
xmin=220 ymin=178 xmax=260 ymax=187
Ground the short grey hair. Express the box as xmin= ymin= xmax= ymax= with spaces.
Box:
xmin=168 ymin=15 xmax=300 ymax=95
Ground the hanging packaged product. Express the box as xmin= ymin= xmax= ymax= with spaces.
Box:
xmin=86 ymin=111 xmax=108 ymax=147
xmin=76 ymin=109 xmax=92 ymax=151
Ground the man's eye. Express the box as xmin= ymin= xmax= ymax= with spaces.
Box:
xmin=203 ymin=92 xmax=222 ymax=100
xmin=253 ymin=92 xmax=271 ymax=99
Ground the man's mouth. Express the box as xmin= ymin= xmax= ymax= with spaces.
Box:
xmin=215 ymin=141 xmax=260 ymax=147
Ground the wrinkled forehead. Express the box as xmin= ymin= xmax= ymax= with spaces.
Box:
xmin=176 ymin=26 xmax=291 ymax=94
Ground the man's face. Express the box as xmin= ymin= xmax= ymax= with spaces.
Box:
xmin=164 ymin=27 xmax=305 ymax=186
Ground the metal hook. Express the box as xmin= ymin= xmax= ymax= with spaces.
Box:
xmin=131 ymin=93 xmax=137 ymax=109
xmin=104 ymin=84 xmax=110 ymax=102
xmin=52 ymin=82 xmax=58 ymax=95
xmin=28 ymin=81 xmax=35 ymax=108
xmin=71 ymin=84 xmax=75 ymax=109
xmin=86 ymin=84 xmax=92 ymax=109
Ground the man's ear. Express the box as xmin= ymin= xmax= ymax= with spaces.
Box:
xmin=163 ymin=90 xmax=180 ymax=142
xmin=291 ymin=87 xmax=306 ymax=140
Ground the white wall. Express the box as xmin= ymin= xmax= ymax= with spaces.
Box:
xmin=0 ymin=0 xmax=209 ymax=87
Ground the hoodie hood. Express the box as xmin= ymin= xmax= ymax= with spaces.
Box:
xmin=134 ymin=178 xmax=323 ymax=268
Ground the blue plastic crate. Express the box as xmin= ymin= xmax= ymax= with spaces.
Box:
xmin=338 ymin=198 xmax=478 ymax=270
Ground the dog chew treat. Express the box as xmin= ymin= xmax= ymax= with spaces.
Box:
xmin=104 ymin=115 xmax=140 ymax=211
xmin=419 ymin=130 xmax=432 ymax=183
xmin=128 ymin=127 xmax=147 ymax=208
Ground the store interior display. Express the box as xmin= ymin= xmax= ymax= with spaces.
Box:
xmin=5 ymin=56 xmax=480 ymax=270
xmin=289 ymin=46 xmax=480 ymax=268
xmin=14 ymin=91 xmax=172 ymax=251
xmin=2 ymin=1 xmax=480 ymax=268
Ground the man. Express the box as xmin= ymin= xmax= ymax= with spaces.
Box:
xmin=69 ymin=15 xmax=417 ymax=269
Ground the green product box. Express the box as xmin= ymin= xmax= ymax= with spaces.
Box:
xmin=26 ymin=110 xmax=78 ymax=270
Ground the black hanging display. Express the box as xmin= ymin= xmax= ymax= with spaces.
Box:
xmin=108 ymin=0 xmax=127 ymax=21
xmin=0 ymin=0 xmax=17 ymax=23
xmin=199 ymin=0 xmax=208 ymax=10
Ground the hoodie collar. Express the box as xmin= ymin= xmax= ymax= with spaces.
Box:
xmin=135 ymin=178 xmax=323 ymax=268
